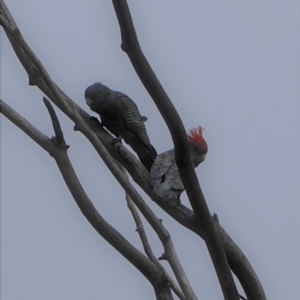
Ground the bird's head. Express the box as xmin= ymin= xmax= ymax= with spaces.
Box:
xmin=187 ymin=126 xmax=208 ymax=167
xmin=84 ymin=82 xmax=113 ymax=112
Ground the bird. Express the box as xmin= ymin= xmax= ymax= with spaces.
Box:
xmin=85 ymin=82 xmax=157 ymax=171
xmin=150 ymin=126 xmax=208 ymax=206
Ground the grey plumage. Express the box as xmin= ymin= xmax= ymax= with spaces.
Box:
xmin=150 ymin=127 xmax=208 ymax=206
xmin=85 ymin=82 xmax=157 ymax=171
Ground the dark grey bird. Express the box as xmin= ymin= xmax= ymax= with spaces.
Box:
xmin=85 ymin=82 xmax=157 ymax=171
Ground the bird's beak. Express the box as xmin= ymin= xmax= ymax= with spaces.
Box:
xmin=85 ymin=97 xmax=93 ymax=107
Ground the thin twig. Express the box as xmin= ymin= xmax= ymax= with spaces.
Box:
xmin=43 ymin=97 xmax=68 ymax=147
xmin=126 ymin=195 xmax=186 ymax=300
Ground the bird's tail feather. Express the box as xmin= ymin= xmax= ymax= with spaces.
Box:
xmin=149 ymin=144 xmax=157 ymax=159
xmin=138 ymin=144 xmax=157 ymax=172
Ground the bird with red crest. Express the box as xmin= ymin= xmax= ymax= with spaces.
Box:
xmin=150 ymin=126 xmax=208 ymax=206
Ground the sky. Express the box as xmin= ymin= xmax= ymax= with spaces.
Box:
xmin=1 ymin=0 xmax=299 ymax=299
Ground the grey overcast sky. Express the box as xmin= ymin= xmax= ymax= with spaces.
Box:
xmin=1 ymin=1 xmax=299 ymax=299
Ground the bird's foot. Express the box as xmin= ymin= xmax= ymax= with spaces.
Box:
xmin=111 ymin=137 xmax=122 ymax=148
xmin=111 ymin=137 xmax=126 ymax=158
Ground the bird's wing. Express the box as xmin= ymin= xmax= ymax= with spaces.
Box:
xmin=150 ymin=149 xmax=175 ymax=185
xmin=165 ymin=160 xmax=185 ymax=191
xmin=150 ymin=149 xmax=184 ymax=199
xmin=116 ymin=94 xmax=151 ymax=147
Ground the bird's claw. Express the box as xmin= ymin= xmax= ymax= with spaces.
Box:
xmin=111 ymin=138 xmax=126 ymax=158
xmin=111 ymin=137 xmax=122 ymax=148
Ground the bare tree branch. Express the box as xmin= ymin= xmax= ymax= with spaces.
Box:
xmin=43 ymin=97 xmax=69 ymax=148
xmin=0 ymin=99 xmax=52 ymax=151
xmin=0 ymin=14 xmax=74 ymax=119
xmin=0 ymin=2 xmax=267 ymax=299
xmin=111 ymin=1 xmax=240 ymax=299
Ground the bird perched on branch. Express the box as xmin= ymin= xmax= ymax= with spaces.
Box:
xmin=150 ymin=127 xmax=208 ymax=206
xmin=85 ymin=82 xmax=157 ymax=171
